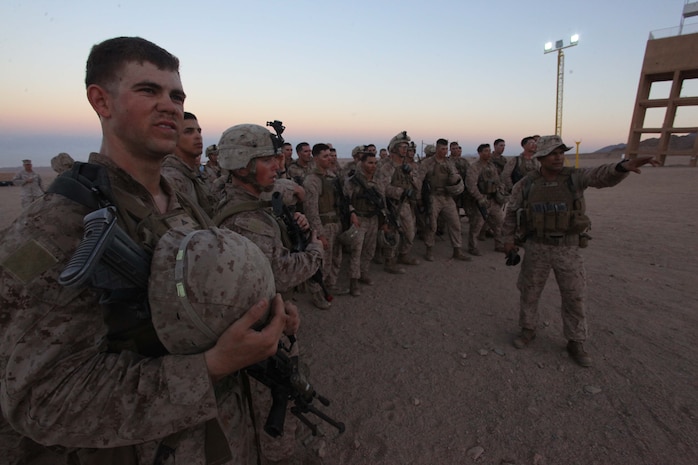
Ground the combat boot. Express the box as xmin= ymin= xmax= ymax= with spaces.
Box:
xmin=567 ymin=341 xmax=592 ymax=367
xmin=513 ymin=328 xmax=536 ymax=349
xmin=398 ymin=253 xmax=420 ymax=265
xmin=384 ymin=258 xmax=406 ymax=275
xmin=358 ymin=275 xmax=373 ymax=285
xmin=349 ymin=279 xmax=361 ymax=297
xmin=312 ymin=293 xmax=331 ymax=310
xmin=452 ymin=248 xmax=472 ymax=261
xmin=425 ymin=246 xmax=434 ymax=262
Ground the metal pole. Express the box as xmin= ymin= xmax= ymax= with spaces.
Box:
xmin=556 ymin=49 xmax=565 ymax=136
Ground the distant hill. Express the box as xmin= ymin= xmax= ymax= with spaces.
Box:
xmin=595 ymin=133 xmax=696 ymax=153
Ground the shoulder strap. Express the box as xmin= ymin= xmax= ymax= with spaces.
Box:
xmin=213 ymin=200 xmax=270 ymax=226
xmin=46 ymin=162 xmax=115 ymax=209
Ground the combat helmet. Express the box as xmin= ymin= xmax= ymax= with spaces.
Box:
xmin=217 ymin=123 xmax=283 ymax=171
xmin=149 ymin=226 xmax=276 ymax=354
xmin=388 ymin=131 xmax=411 ymax=153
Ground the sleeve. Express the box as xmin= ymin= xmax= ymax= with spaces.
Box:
xmin=12 ymin=172 xmax=25 ymax=186
xmin=161 ymin=166 xmax=197 ymax=200
xmin=502 ymin=180 xmax=525 ymax=243
xmin=501 ymin=158 xmax=516 ymax=192
xmin=303 ymin=174 xmax=326 ymax=237
xmin=378 ymin=164 xmax=403 ymax=201
xmin=465 ymin=164 xmax=485 ymax=203
xmin=223 ymin=213 xmax=322 ymax=293
xmin=579 ymin=163 xmax=629 ymax=190
xmin=0 ymin=198 xmax=219 ymax=448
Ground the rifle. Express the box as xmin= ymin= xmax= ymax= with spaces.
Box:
xmin=59 ymin=205 xmax=343 ymax=437
xmin=332 ymin=176 xmax=351 ymax=232
xmin=421 ymin=178 xmax=432 ymax=227
xmin=271 ymin=192 xmax=332 ymax=303
xmin=246 ymin=341 xmax=345 ymax=437
xmin=350 ymin=174 xmax=402 ymax=240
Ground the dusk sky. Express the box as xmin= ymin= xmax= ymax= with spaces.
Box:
xmin=1 ymin=0 xmax=695 ymax=167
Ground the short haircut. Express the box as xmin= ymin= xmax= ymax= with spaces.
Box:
xmin=366 ymin=143 xmax=376 ymax=149
xmin=477 ymin=143 xmax=490 ymax=153
xmin=312 ymin=143 xmax=330 ymax=156
xmin=282 ymin=142 xmax=292 ymax=149
xmin=359 ymin=151 xmax=376 ymax=162
xmin=296 ymin=142 xmax=309 ymax=153
xmin=85 ymin=36 xmax=180 ymax=89
xmin=436 ymin=138 xmax=448 ymax=146
xmin=494 ymin=138 xmax=504 ymax=146
xmin=449 ymin=141 xmax=459 ymax=148
xmin=183 ymin=112 xmax=197 ymax=120
xmin=521 ymin=136 xmax=535 ymax=147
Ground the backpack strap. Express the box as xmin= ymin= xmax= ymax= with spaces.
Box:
xmin=46 ymin=161 xmax=115 ymax=209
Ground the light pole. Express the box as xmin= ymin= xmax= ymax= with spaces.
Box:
xmin=544 ymin=34 xmax=579 ymax=136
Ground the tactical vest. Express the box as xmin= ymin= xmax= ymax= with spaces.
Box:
xmin=350 ymin=174 xmax=379 ymax=217
xmin=47 ymin=162 xmax=212 ymax=355
xmin=477 ymin=164 xmax=499 ymax=196
xmin=522 ymin=168 xmax=591 ymax=242
xmin=428 ymin=160 xmax=451 ymax=190
xmin=390 ymin=163 xmax=413 ymax=191
xmin=213 ymin=199 xmax=293 ymax=251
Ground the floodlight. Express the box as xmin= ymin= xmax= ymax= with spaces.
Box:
xmin=570 ymin=34 xmax=579 ymax=44
xmin=544 ymin=42 xmax=553 ymax=51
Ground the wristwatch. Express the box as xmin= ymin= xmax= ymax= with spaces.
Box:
xmin=615 ymin=159 xmax=630 ymax=173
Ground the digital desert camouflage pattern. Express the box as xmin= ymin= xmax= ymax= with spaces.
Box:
xmin=344 ymin=168 xmax=384 ymax=278
xmin=303 ymin=169 xmax=343 ymax=287
xmin=286 ymin=160 xmax=314 ymax=185
xmin=149 ymin=226 xmax=276 ymax=354
xmin=0 ymin=153 xmax=258 ymax=465
xmin=466 ymin=159 xmax=505 ymax=251
xmin=416 ymin=156 xmax=464 ymax=249
xmin=376 ymin=159 xmax=419 ymax=256
xmin=501 ymin=155 xmax=540 ymax=193
xmin=161 ymin=154 xmax=215 ymax=217
xmin=12 ymin=168 xmax=44 ymax=208
xmin=502 ymin=163 xmax=630 ymax=342
xmin=51 ymin=152 xmax=75 ymax=174
xmin=216 ymin=185 xmax=323 ymax=294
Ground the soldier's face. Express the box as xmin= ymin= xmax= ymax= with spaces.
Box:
xmin=298 ymin=145 xmax=312 ymax=163
xmin=494 ymin=141 xmax=505 ymax=154
xmin=314 ymin=149 xmax=333 ymax=171
xmin=254 ymin=155 xmax=279 ymax=188
xmin=362 ymin=156 xmax=377 ymax=175
xmin=436 ymin=144 xmax=448 ymax=158
xmin=177 ymin=119 xmax=203 ymax=159
xmin=282 ymin=145 xmax=293 ymax=162
xmin=539 ymin=148 xmax=566 ymax=172
xmin=479 ymin=147 xmax=492 ymax=161
xmin=379 ymin=149 xmax=388 ymax=159
xmin=98 ymin=61 xmax=185 ymax=161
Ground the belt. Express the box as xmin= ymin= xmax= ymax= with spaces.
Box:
xmin=531 ymin=234 xmax=579 ymax=246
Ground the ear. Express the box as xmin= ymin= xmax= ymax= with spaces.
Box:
xmin=86 ymin=84 xmax=112 ymax=119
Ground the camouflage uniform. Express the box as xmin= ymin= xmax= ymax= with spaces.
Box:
xmin=417 ymin=156 xmax=464 ymax=250
xmin=344 ymin=168 xmax=383 ymax=280
xmin=491 ymin=153 xmax=507 ymax=174
xmin=0 ymin=153 xmax=258 ymax=465
xmin=161 ymin=154 xmax=215 ymax=217
xmin=201 ymin=161 xmax=224 ymax=201
xmin=13 ymin=168 xmax=44 ymax=208
xmin=451 ymin=155 xmax=472 ymax=214
xmin=465 ymin=159 xmax=505 ymax=252
xmin=216 ymin=185 xmax=323 ymax=295
xmin=215 ymin=184 xmax=323 ymax=463
xmin=304 ymin=169 xmax=343 ymax=288
xmin=377 ymin=159 xmax=419 ymax=258
xmin=501 ymin=154 xmax=539 ymax=193
xmin=286 ymin=160 xmax=314 ymax=186
xmin=502 ymin=163 xmax=630 ymax=342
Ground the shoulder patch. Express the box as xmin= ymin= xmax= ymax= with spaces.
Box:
xmin=2 ymin=239 xmax=59 ymax=283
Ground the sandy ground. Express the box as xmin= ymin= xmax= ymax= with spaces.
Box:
xmin=1 ymin=158 xmax=697 ymax=465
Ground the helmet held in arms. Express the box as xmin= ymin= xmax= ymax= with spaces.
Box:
xmin=149 ymin=226 xmax=276 ymax=354
xmin=217 ymin=124 xmax=278 ymax=171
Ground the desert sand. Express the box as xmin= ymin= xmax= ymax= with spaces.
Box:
xmin=0 ymin=156 xmax=696 ymax=465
